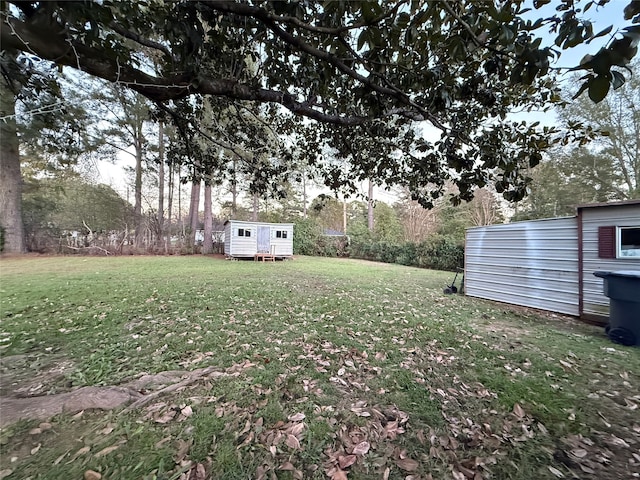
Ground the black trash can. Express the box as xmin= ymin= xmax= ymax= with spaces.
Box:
xmin=593 ymin=271 xmax=640 ymax=346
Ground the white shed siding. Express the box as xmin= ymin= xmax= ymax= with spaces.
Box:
xmin=465 ymin=217 xmax=579 ymax=315
xmin=270 ymin=225 xmax=294 ymax=256
xmin=224 ymin=222 xmax=232 ymax=255
xmin=581 ymin=204 xmax=640 ymax=319
xmin=224 ymin=220 xmax=294 ymax=257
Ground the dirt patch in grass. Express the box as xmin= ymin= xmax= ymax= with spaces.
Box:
xmin=0 ymin=361 xmax=257 ymax=428
xmin=472 ymin=302 xmax=607 ymax=339
xmin=0 ymin=351 xmax=140 ymax=428
xmin=0 ymin=354 xmax=75 ymax=398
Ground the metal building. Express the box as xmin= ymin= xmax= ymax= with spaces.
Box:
xmin=578 ymin=201 xmax=640 ymax=321
xmin=465 ymin=200 xmax=640 ymax=323
xmin=465 ymin=217 xmax=580 ymax=316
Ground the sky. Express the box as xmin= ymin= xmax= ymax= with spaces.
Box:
xmin=94 ymin=0 xmax=634 ymax=212
xmin=531 ymin=0 xmax=629 ymax=69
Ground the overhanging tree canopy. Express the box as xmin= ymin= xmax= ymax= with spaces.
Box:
xmin=2 ymin=0 xmax=639 ymax=207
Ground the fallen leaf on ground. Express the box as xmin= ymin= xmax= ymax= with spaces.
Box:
xmin=173 ymin=439 xmax=191 ymax=463
xmin=396 ymin=457 xmax=419 ymax=472
xmin=84 ymin=470 xmax=102 ymax=480
xmin=189 ymin=463 xmax=207 ymax=480
xmin=331 ymin=469 xmax=348 ymax=480
xmin=68 ymin=446 xmax=90 ymax=463
xmin=278 ymin=462 xmax=295 ymax=471
xmin=95 ymin=445 xmax=120 ymax=457
xmin=571 ymin=448 xmax=587 ymax=458
xmin=338 ymin=454 xmax=356 ymax=469
xmin=286 ymin=434 xmax=301 ymax=449
xmin=288 ymin=412 xmax=305 ymax=422
xmin=452 ymin=470 xmax=466 ymax=480
xmin=155 ymin=409 xmax=177 ymax=424
xmin=513 ymin=403 xmax=525 ymax=418
xmin=579 ymin=464 xmax=595 ymax=474
xmin=607 ymin=435 xmax=630 ymax=448
xmin=288 ymin=422 xmax=305 ymax=436
xmin=352 ymin=441 xmax=370 ymax=456
xmin=548 ymin=466 xmax=565 ymax=478
xmin=53 ymin=450 xmax=70 ymax=465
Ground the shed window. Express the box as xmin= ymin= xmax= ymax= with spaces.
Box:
xmin=276 ymin=230 xmax=288 ymax=239
xmin=618 ymin=226 xmax=640 ymax=258
xmin=238 ymin=228 xmax=251 ymax=237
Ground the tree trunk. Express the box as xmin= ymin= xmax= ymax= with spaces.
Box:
xmin=367 ymin=179 xmax=374 ymax=232
xmin=231 ymin=158 xmax=237 ymax=217
xmin=343 ymin=199 xmax=347 ymax=234
xmin=303 ymin=177 xmax=308 ymax=219
xmin=178 ymin=168 xmax=183 ymax=247
xmin=0 ymin=61 xmax=25 ymax=253
xmin=202 ymin=183 xmax=213 ymax=254
xmin=188 ymin=177 xmax=201 ymax=250
xmin=134 ymin=135 xmax=143 ymax=248
xmin=252 ymin=193 xmax=258 ymax=221
xmin=156 ymin=119 xmax=164 ymax=250
xmin=165 ymin=159 xmax=174 ymax=253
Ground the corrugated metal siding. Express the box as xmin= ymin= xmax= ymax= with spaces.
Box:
xmin=465 ymin=217 xmax=579 ymax=315
xmin=581 ymin=204 xmax=640 ymax=319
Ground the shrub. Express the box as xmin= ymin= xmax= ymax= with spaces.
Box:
xmin=395 ymin=242 xmax=417 ymax=266
xmin=415 ymin=235 xmax=464 ymax=271
xmin=347 ymin=235 xmax=463 ymax=271
xmin=293 ymin=219 xmax=321 ymax=255
xmin=296 ymin=220 xmax=464 ymax=271
xmin=314 ymin=235 xmax=347 ymax=257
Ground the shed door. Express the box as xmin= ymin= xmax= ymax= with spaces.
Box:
xmin=257 ymin=226 xmax=271 ymax=253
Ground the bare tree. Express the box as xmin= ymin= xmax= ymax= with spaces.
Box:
xmin=396 ymin=191 xmax=440 ymax=243
xmin=468 ymin=188 xmax=503 ymax=227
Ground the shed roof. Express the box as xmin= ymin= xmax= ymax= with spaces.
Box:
xmin=223 ymin=220 xmax=294 ymax=226
xmin=466 ymin=215 xmax=576 ymax=230
xmin=576 ymin=199 xmax=640 ymax=210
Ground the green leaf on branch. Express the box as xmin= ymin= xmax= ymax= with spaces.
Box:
xmin=611 ymin=70 xmax=626 ymax=90
xmin=588 ymin=75 xmax=610 ymax=103
xmin=572 ymin=74 xmax=592 ymax=100
xmin=586 ymin=25 xmax=613 ymax=44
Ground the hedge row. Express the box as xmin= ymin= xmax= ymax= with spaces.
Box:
xmin=348 ymin=236 xmax=464 ymax=271
xmin=293 ymin=221 xmax=463 ymax=271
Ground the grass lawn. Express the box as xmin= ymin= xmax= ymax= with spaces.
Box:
xmin=0 ymin=255 xmax=638 ymax=480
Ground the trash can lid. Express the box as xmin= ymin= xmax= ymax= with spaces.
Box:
xmin=594 ymin=270 xmax=640 ymax=279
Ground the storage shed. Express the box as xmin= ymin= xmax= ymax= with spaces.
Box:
xmin=465 ymin=200 xmax=640 ymax=323
xmin=224 ymin=220 xmax=294 ymax=260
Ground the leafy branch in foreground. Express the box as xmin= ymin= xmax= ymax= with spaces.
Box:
xmin=1 ymin=1 xmax=639 ymax=252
